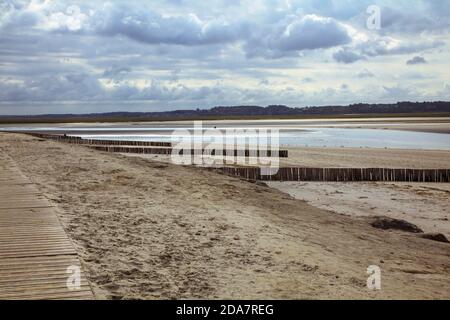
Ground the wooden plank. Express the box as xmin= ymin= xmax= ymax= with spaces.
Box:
xmin=0 ymin=287 xmax=93 ymax=299
xmin=0 ymin=249 xmax=80 ymax=259
xmin=0 ymin=155 xmax=94 ymax=300
xmin=2 ymin=289 xmax=94 ymax=300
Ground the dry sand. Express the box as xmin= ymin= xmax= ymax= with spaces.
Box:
xmin=1 ymin=132 xmax=450 ymax=299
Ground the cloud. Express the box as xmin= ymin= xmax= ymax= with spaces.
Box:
xmin=333 ymin=48 xmax=366 ymax=64
xmin=101 ymin=66 xmax=132 ymax=79
xmin=0 ymin=72 xmax=229 ymax=103
xmin=406 ymin=56 xmax=427 ymax=65
xmin=361 ymin=38 xmax=443 ymax=57
xmin=7 ymin=2 xmax=352 ymax=57
xmin=301 ymin=77 xmax=314 ymax=83
xmin=57 ymin=3 xmax=247 ymax=46
xmin=382 ymin=85 xmax=415 ymax=100
xmin=0 ymin=0 xmax=40 ymax=30
xmin=45 ymin=5 xmax=90 ymax=32
xmin=0 ymin=72 xmax=104 ymax=102
xmin=274 ymin=15 xmax=351 ymax=51
xmin=380 ymin=6 xmax=450 ymax=34
xmin=245 ymin=14 xmax=352 ymax=58
xmin=333 ymin=36 xmax=443 ymax=64
xmin=356 ymin=69 xmax=375 ymax=78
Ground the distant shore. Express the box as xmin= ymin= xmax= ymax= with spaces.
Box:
xmin=1 ymin=116 xmax=450 ymax=136
xmin=1 ymin=111 xmax=450 ymax=125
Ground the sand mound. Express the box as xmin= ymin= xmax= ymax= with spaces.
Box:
xmin=421 ymin=233 xmax=449 ymax=243
xmin=370 ymin=217 xmax=423 ymax=233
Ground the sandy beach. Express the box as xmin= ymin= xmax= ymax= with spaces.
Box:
xmin=1 ymin=132 xmax=449 ymax=300
xmin=268 ymin=181 xmax=450 ymax=238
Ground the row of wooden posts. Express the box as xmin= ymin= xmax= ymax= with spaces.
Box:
xmin=28 ymin=133 xmax=288 ymax=157
xmin=215 ymin=167 xmax=450 ymax=182
xmin=29 ymin=133 xmax=172 ymax=147
xmin=89 ymin=145 xmax=288 ymax=157
xmin=28 ymin=133 xmax=450 ymax=182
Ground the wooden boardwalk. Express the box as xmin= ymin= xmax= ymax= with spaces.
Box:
xmin=0 ymin=153 xmax=93 ymax=299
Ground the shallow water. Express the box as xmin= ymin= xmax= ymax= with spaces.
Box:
xmin=2 ymin=122 xmax=450 ymax=150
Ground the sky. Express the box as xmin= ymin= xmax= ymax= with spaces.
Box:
xmin=0 ymin=0 xmax=449 ymax=115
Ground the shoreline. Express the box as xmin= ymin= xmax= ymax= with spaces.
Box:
xmin=1 ymin=116 xmax=450 ymax=136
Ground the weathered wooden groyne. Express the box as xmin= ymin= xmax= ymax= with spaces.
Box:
xmin=28 ymin=133 xmax=172 ymax=147
xmin=24 ymin=133 xmax=449 ymax=182
xmin=89 ymin=145 xmax=288 ymax=157
xmin=28 ymin=133 xmax=289 ymax=157
xmin=90 ymin=145 xmax=171 ymax=155
xmin=216 ymin=167 xmax=450 ymax=182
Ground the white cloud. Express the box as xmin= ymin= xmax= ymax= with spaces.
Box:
xmin=45 ymin=5 xmax=89 ymax=31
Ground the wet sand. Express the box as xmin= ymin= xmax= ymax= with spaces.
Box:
xmin=268 ymin=181 xmax=450 ymax=238
xmin=1 ymin=132 xmax=449 ymax=299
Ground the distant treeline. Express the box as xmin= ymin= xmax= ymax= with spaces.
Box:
xmin=1 ymin=101 xmax=450 ymax=123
